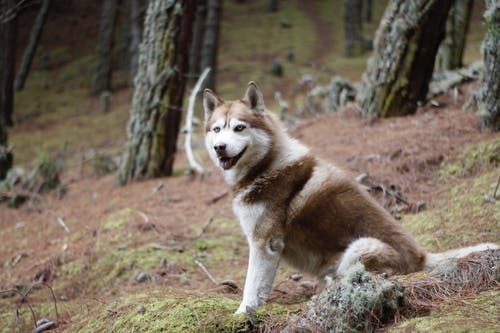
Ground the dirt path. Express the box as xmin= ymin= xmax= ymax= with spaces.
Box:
xmin=296 ymin=1 xmax=335 ymax=65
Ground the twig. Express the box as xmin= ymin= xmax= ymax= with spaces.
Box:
xmin=135 ymin=210 xmax=149 ymax=223
xmin=0 ymin=288 xmax=37 ymax=331
xmin=493 ymin=176 xmax=500 ymax=199
xmin=56 ymin=217 xmax=70 ymax=234
xmin=207 ymin=190 xmax=228 ymax=205
xmin=194 ymin=258 xmax=218 ymax=285
xmin=197 ymin=217 xmax=214 ymax=238
xmin=184 ymin=67 xmax=211 ymax=175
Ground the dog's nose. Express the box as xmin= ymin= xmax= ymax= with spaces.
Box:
xmin=214 ymin=143 xmax=226 ymax=153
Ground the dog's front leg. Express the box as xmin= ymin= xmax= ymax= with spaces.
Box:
xmin=235 ymin=238 xmax=284 ymax=314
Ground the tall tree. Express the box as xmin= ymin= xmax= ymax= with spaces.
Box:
xmin=360 ymin=0 xmax=454 ymax=117
xmin=199 ymin=0 xmax=221 ymax=91
xmin=188 ymin=0 xmax=206 ymax=85
xmin=128 ymin=0 xmax=142 ymax=95
xmin=365 ymin=0 xmax=373 ymax=22
xmin=268 ymin=0 xmax=278 ymax=12
xmin=119 ymin=0 xmax=196 ymax=184
xmin=91 ymin=0 xmax=118 ymax=95
xmin=479 ymin=0 xmax=499 ymax=131
xmin=1 ymin=0 xmax=16 ymax=127
xmin=436 ymin=0 xmax=473 ymax=72
xmin=14 ymin=0 xmax=50 ymax=91
xmin=344 ymin=0 xmax=365 ymax=57
xmin=0 ymin=0 xmax=15 ymax=179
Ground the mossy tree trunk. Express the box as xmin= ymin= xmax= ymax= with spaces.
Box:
xmin=128 ymin=0 xmax=142 ymax=97
xmin=360 ymin=0 xmax=454 ymax=117
xmin=436 ymin=0 xmax=473 ymax=72
xmin=0 ymin=0 xmax=15 ymax=179
xmin=199 ymin=0 xmax=221 ymax=91
xmin=479 ymin=0 xmax=499 ymax=131
xmin=14 ymin=0 xmax=50 ymax=92
xmin=118 ymin=0 xmax=196 ymax=184
xmin=91 ymin=0 xmax=118 ymax=95
xmin=344 ymin=0 xmax=365 ymax=57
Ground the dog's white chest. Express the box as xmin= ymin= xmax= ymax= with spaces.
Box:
xmin=233 ymin=193 xmax=265 ymax=239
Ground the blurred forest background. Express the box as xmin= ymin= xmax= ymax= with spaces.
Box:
xmin=0 ymin=0 xmax=499 ymax=332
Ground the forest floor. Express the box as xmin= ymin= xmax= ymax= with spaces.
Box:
xmin=0 ymin=1 xmax=498 ymax=332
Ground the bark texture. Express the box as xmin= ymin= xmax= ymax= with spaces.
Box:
xmin=118 ymin=0 xmax=196 ymax=184
xmin=436 ymin=0 xmax=473 ymax=72
xmin=128 ymin=0 xmax=142 ymax=95
xmin=199 ymin=0 xmax=221 ymax=91
xmin=91 ymin=0 xmax=118 ymax=95
xmin=479 ymin=0 xmax=500 ymax=131
xmin=360 ymin=0 xmax=454 ymax=117
xmin=344 ymin=0 xmax=364 ymax=57
xmin=14 ymin=0 xmax=50 ymax=91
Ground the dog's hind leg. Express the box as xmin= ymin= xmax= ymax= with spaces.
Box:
xmin=235 ymin=237 xmax=285 ymax=314
xmin=336 ymin=237 xmax=403 ymax=276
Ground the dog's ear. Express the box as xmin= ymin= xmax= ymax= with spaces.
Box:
xmin=244 ymin=81 xmax=265 ymax=113
xmin=203 ymin=89 xmax=222 ymax=119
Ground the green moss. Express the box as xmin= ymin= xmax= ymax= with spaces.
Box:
xmin=403 ymin=170 xmax=500 ymax=252
xmin=71 ymin=292 xmax=298 ymax=333
xmin=102 ymin=208 xmax=135 ymax=231
xmin=389 ymin=290 xmax=500 ymax=333
xmin=440 ymin=137 xmax=500 ymax=178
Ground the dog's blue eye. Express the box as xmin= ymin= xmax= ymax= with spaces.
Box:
xmin=234 ymin=125 xmax=246 ymax=132
xmin=213 ymin=126 xmax=221 ymax=133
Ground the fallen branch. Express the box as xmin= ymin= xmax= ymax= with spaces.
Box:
xmin=184 ymin=67 xmax=211 ymax=175
xmin=194 ymin=258 xmax=218 ymax=286
xmin=206 ymin=190 xmax=228 ymax=205
xmin=56 ymin=217 xmax=70 ymax=234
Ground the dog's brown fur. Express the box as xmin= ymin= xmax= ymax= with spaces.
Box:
xmin=204 ymin=82 xmax=496 ymax=314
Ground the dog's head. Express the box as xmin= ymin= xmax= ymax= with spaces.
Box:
xmin=204 ymin=82 xmax=273 ymax=183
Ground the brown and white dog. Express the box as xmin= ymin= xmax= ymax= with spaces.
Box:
xmin=203 ymin=82 xmax=497 ymax=314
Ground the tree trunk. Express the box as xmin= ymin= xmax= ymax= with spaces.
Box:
xmin=14 ymin=0 xmax=50 ymax=92
xmin=1 ymin=0 xmax=16 ymax=127
xmin=128 ymin=0 xmax=142 ymax=96
xmin=91 ymin=0 xmax=118 ymax=95
xmin=0 ymin=0 xmax=14 ymax=179
xmin=268 ymin=0 xmax=278 ymax=12
xmin=359 ymin=0 xmax=454 ymax=117
xmin=436 ymin=0 xmax=473 ymax=72
xmin=365 ymin=0 xmax=373 ymax=22
xmin=199 ymin=0 xmax=221 ymax=91
xmin=479 ymin=0 xmax=499 ymax=131
xmin=344 ymin=0 xmax=364 ymax=57
xmin=118 ymin=0 xmax=196 ymax=184
xmin=188 ymin=0 xmax=206 ymax=85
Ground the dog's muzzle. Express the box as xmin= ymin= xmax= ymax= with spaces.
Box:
xmin=217 ymin=147 xmax=247 ymax=170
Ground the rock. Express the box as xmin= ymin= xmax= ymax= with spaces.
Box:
xmin=290 ymin=274 xmax=303 ymax=281
xmin=134 ymin=271 xmax=151 ymax=283
xmin=34 ymin=318 xmax=56 ymax=333
xmin=299 ymin=280 xmax=315 ymax=291
xmin=137 ymin=305 xmax=146 ymax=314
xmin=160 ymin=256 xmax=168 ymax=268
xmin=219 ymin=280 xmax=238 ymax=288
xmin=416 ymin=200 xmax=426 ymax=212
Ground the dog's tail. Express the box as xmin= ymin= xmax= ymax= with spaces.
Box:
xmin=424 ymin=243 xmax=499 ymax=269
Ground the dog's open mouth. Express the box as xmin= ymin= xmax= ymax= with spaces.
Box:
xmin=218 ymin=147 xmax=247 ymax=170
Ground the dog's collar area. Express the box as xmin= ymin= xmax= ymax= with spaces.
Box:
xmin=219 ymin=147 xmax=247 ymax=170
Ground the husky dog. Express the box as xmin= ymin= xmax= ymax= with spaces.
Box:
xmin=203 ymin=82 xmax=497 ymax=314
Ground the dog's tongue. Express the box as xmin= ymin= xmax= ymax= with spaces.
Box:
xmin=220 ymin=158 xmax=234 ymax=170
